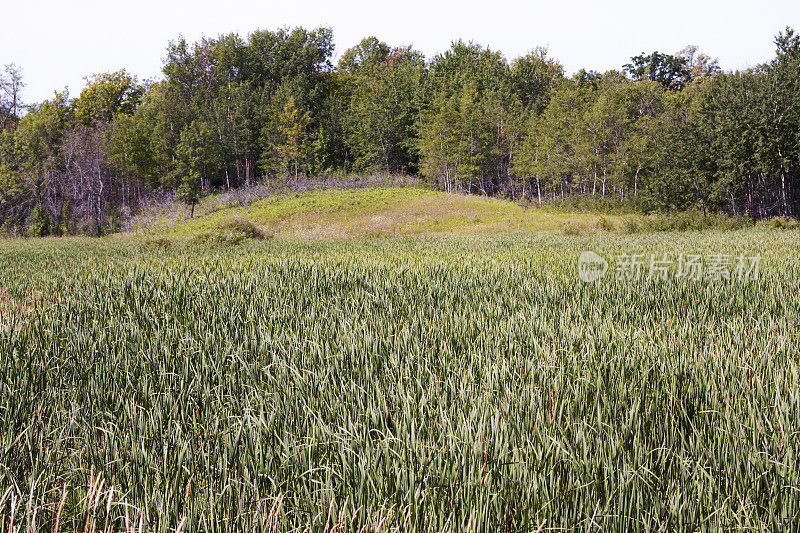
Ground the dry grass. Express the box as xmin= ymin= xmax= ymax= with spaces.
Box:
xmin=0 ymin=468 xmax=185 ymax=533
xmin=0 ymin=469 xmax=416 ymax=533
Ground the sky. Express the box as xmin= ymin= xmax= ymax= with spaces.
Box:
xmin=3 ymin=0 xmax=799 ymax=105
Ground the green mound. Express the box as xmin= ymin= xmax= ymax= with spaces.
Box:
xmin=188 ymin=217 xmax=273 ymax=246
xmin=148 ymin=187 xmax=624 ymax=239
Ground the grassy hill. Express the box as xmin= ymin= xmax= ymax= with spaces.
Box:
xmin=139 ymin=187 xmax=627 ymax=239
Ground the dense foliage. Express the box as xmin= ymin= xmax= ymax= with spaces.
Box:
xmin=1 ymin=27 xmax=799 ymax=234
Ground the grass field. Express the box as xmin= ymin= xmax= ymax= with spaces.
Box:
xmin=1 ymin=190 xmax=800 ymax=531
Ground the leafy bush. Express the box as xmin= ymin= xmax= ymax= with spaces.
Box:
xmin=757 ymin=216 xmax=800 ymax=230
xmin=189 ymin=217 xmax=273 ymax=246
xmin=139 ymin=236 xmax=172 ymax=250
xmin=27 ymin=206 xmax=49 ymax=237
xmin=622 ymin=218 xmax=641 ymax=234
xmin=597 ymin=216 xmax=615 ymax=231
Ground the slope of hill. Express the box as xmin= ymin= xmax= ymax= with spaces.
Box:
xmin=139 ymin=187 xmax=624 ymax=239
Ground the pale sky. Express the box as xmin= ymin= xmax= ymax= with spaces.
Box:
xmin=3 ymin=0 xmax=799 ymax=105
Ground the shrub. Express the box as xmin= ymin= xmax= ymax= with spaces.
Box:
xmin=189 ymin=217 xmax=273 ymax=246
xmin=757 ymin=216 xmax=800 ymax=230
xmin=597 ymin=217 xmax=615 ymax=232
xmin=27 ymin=206 xmax=49 ymax=237
xmin=622 ymin=218 xmax=641 ymax=234
xmin=217 ymin=217 xmax=268 ymax=239
xmin=140 ymin=236 xmax=172 ymax=250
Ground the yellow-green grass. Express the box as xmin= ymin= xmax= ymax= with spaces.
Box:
xmin=143 ymin=187 xmax=625 ymax=239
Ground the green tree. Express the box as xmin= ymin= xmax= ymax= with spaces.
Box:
xmin=7 ymin=91 xmax=71 ymax=234
xmin=174 ymin=120 xmax=219 ymax=217
xmin=338 ymin=37 xmax=390 ymax=74
xmin=678 ymin=45 xmax=721 ymax=80
xmin=510 ymin=48 xmax=564 ymax=112
xmin=764 ymin=27 xmax=800 ymax=216
xmin=624 ymin=52 xmax=691 ymax=91
xmin=108 ymin=113 xmax=160 ymax=212
xmin=0 ymin=64 xmax=25 ymax=131
xmin=345 ymin=46 xmax=424 ymax=173
xmin=420 ymin=41 xmax=523 ymax=195
xmin=260 ymin=94 xmax=311 ymax=179
xmin=418 ymin=92 xmax=461 ymax=191
xmin=74 ymin=70 xmax=144 ymax=125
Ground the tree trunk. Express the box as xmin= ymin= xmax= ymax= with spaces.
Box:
xmin=537 ymin=178 xmax=542 ymax=207
xmin=781 ymin=172 xmax=789 ymax=217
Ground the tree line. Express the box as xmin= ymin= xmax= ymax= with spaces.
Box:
xmin=1 ymin=27 xmax=799 ymax=235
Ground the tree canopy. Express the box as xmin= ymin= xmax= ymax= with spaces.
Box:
xmin=1 ymin=27 xmax=799 ymax=235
